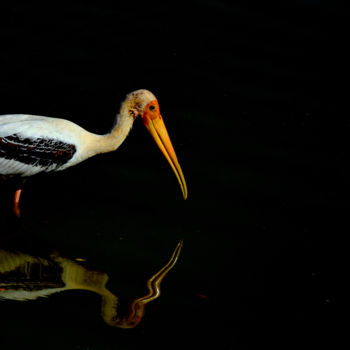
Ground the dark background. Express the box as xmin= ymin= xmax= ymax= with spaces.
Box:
xmin=0 ymin=0 xmax=342 ymax=348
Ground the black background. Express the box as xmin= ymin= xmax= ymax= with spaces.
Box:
xmin=0 ymin=1 xmax=343 ymax=348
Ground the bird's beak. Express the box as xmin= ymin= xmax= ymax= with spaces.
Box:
xmin=142 ymin=101 xmax=188 ymax=200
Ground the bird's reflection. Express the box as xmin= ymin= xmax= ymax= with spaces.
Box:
xmin=0 ymin=240 xmax=183 ymax=328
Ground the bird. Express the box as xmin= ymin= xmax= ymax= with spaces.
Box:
xmin=0 ymin=89 xmax=187 ymax=217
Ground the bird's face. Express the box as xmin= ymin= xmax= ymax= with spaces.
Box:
xmin=131 ymin=91 xmax=187 ymax=200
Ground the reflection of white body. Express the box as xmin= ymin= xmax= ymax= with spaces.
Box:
xmin=0 ymin=241 xmax=182 ymax=328
xmin=0 ymin=249 xmax=106 ymax=300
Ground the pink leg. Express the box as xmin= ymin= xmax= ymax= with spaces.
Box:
xmin=13 ymin=188 xmax=22 ymax=218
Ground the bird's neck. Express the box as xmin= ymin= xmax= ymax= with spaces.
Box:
xmin=88 ymin=108 xmax=135 ymax=156
xmin=106 ymin=109 xmax=135 ymax=151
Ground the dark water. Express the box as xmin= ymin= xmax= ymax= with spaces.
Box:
xmin=0 ymin=1 xmax=341 ymax=348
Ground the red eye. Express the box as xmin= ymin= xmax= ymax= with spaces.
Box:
xmin=149 ymin=105 xmax=156 ymax=111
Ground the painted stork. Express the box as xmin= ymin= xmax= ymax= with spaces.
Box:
xmin=0 ymin=89 xmax=187 ymax=216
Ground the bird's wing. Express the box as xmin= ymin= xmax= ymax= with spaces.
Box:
xmin=0 ymin=115 xmax=77 ymax=176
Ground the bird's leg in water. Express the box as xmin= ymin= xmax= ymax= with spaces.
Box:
xmin=13 ymin=188 xmax=22 ymax=217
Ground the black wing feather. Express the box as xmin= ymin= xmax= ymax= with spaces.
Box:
xmin=0 ymin=134 xmax=76 ymax=170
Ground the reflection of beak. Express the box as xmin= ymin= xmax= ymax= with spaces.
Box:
xmin=115 ymin=240 xmax=183 ymax=329
xmin=142 ymin=107 xmax=188 ymax=200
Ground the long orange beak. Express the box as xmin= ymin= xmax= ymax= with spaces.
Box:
xmin=142 ymin=100 xmax=188 ymax=200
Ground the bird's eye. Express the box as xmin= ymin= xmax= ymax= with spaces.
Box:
xmin=149 ymin=105 xmax=156 ymax=111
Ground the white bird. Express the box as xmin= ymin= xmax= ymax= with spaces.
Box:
xmin=0 ymin=89 xmax=187 ymax=216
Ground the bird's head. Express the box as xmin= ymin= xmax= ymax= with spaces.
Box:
xmin=125 ymin=89 xmax=188 ymax=200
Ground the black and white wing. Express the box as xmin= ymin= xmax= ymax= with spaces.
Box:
xmin=0 ymin=115 xmax=77 ymax=177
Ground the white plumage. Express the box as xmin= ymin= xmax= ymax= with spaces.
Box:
xmin=0 ymin=114 xmax=102 ymax=176
xmin=1 ymin=115 xmax=68 ymax=173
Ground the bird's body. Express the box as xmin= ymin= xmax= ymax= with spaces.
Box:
xmin=0 ymin=89 xmax=187 ymax=216
xmin=0 ymin=114 xmax=128 ymax=176
xmin=1 ymin=114 xmax=86 ymax=176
